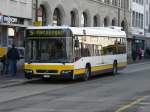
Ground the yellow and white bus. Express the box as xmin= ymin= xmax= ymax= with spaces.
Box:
xmin=24 ymin=26 xmax=127 ymax=80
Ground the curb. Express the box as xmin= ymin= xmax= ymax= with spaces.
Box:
xmin=128 ymin=61 xmax=150 ymax=65
xmin=0 ymin=80 xmax=27 ymax=88
xmin=127 ymin=59 xmax=150 ymax=65
xmin=0 ymin=81 xmax=26 ymax=88
xmin=128 ymin=61 xmax=150 ymax=66
xmin=0 ymin=76 xmax=39 ymax=88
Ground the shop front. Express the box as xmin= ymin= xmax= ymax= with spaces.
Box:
xmin=132 ymin=35 xmax=145 ymax=51
xmin=130 ymin=35 xmax=146 ymax=61
xmin=0 ymin=15 xmax=27 ymax=59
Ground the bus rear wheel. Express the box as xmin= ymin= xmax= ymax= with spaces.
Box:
xmin=83 ymin=67 xmax=90 ymax=81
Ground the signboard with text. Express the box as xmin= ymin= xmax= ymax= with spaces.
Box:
xmin=3 ymin=15 xmax=18 ymax=24
xmin=26 ymin=29 xmax=72 ymax=38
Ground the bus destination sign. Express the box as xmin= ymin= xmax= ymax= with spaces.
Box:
xmin=26 ymin=29 xmax=72 ymax=37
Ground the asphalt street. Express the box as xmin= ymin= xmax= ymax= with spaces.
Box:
xmin=0 ymin=62 xmax=150 ymax=112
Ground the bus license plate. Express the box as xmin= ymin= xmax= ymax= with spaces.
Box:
xmin=43 ymin=75 xmax=50 ymax=78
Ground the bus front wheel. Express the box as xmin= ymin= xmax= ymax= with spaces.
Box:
xmin=25 ymin=73 xmax=32 ymax=79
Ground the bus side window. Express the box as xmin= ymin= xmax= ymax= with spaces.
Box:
xmin=74 ymin=39 xmax=80 ymax=61
xmin=80 ymin=43 xmax=91 ymax=57
xmin=75 ymin=39 xmax=79 ymax=48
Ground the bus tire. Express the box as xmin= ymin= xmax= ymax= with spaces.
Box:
xmin=112 ymin=61 xmax=118 ymax=75
xmin=42 ymin=78 xmax=49 ymax=81
xmin=25 ymin=73 xmax=32 ymax=79
xmin=83 ymin=66 xmax=91 ymax=81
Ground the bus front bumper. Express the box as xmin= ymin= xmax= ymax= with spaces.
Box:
xmin=24 ymin=70 xmax=73 ymax=79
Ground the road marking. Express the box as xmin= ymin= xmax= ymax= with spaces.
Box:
xmin=139 ymin=102 xmax=150 ymax=105
xmin=129 ymin=61 xmax=150 ymax=66
xmin=115 ymin=96 xmax=149 ymax=112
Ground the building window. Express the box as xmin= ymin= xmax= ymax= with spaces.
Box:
xmin=138 ymin=13 xmax=140 ymax=28
xmin=104 ymin=17 xmax=109 ymax=26
xmin=112 ymin=0 xmax=117 ymax=6
xmin=132 ymin=11 xmax=136 ymax=27
xmin=121 ymin=21 xmax=125 ymax=31
xmin=71 ymin=11 xmax=76 ymax=27
xmin=112 ymin=18 xmax=116 ymax=26
xmin=93 ymin=16 xmax=98 ymax=27
xmin=146 ymin=11 xmax=149 ymax=27
xmin=135 ymin=12 xmax=138 ymax=27
xmin=104 ymin=0 xmax=110 ymax=4
xmin=38 ymin=5 xmax=47 ymax=26
xmin=121 ymin=0 xmax=124 ymax=8
xmin=81 ymin=12 xmax=88 ymax=27
xmin=125 ymin=0 xmax=129 ymax=9
xmin=141 ymin=14 xmax=143 ymax=28
xmin=53 ymin=8 xmax=61 ymax=26
xmin=133 ymin=11 xmax=144 ymax=29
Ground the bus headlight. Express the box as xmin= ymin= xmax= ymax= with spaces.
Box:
xmin=61 ymin=70 xmax=73 ymax=75
xmin=25 ymin=69 xmax=33 ymax=74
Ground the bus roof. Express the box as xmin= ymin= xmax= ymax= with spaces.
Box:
xmin=27 ymin=26 xmax=126 ymax=38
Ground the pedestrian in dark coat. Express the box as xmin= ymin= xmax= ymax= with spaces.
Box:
xmin=7 ymin=44 xmax=20 ymax=76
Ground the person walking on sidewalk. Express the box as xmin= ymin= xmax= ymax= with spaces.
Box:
xmin=137 ymin=48 xmax=142 ymax=60
xmin=7 ymin=44 xmax=20 ymax=76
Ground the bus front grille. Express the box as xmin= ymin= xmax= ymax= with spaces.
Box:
xmin=36 ymin=70 xmax=58 ymax=74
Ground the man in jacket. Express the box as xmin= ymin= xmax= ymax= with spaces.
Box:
xmin=7 ymin=44 xmax=20 ymax=76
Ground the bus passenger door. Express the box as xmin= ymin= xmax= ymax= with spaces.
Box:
xmin=98 ymin=45 xmax=104 ymax=65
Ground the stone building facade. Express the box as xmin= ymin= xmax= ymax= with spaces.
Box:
xmin=34 ymin=0 xmax=130 ymax=27
xmin=33 ymin=0 xmax=131 ymax=56
xmin=144 ymin=0 xmax=150 ymax=49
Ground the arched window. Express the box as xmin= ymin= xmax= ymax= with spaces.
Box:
xmin=93 ymin=16 xmax=98 ymax=27
xmin=71 ymin=11 xmax=76 ymax=27
xmin=39 ymin=5 xmax=47 ymax=26
xmin=104 ymin=17 xmax=109 ymax=26
xmin=53 ymin=8 xmax=61 ymax=26
xmin=121 ymin=21 xmax=125 ymax=31
xmin=81 ymin=12 xmax=88 ymax=27
xmin=112 ymin=18 xmax=116 ymax=26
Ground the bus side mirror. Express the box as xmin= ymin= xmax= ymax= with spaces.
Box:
xmin=75 ymin=40 xmax=79 ymax=47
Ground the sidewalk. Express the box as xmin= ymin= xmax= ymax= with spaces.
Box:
xmin=127 ymin=57 xmax=150 ymax=64
xmin=0 ymin=59 xmax=28 ymax=88
xmin=0 ymin=58 xmax=150 ymax=88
